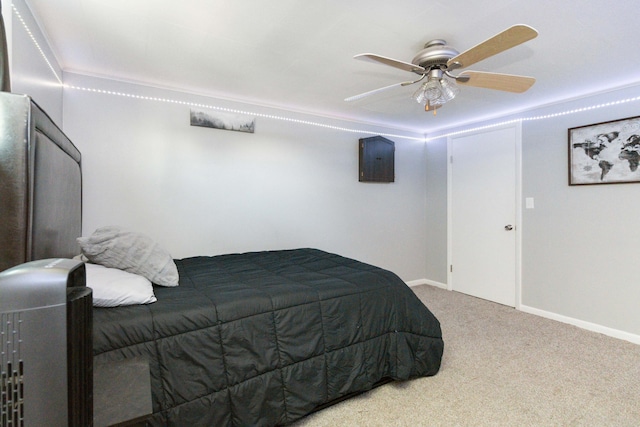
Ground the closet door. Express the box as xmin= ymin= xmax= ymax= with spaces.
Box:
xmin=449 ymin=125 xmax=519 ymax=306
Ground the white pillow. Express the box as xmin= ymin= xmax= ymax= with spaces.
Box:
xmin=85 ymin=263 xmax=157 ymax=307
xmin=77 ymin=226 xmax=179 ymax=287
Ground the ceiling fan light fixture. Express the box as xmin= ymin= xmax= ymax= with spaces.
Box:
xmin=424 ymin=79 xmax=444 ymax=102
xmin=412 ymin=72 xmax=459 ymax=111
xmin=440 ymin=75 xmax=460 ymax=101
xmin=412 ymin=82 xmax=429 ymax=105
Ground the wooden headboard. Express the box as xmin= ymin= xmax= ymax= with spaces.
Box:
xmin=0 ymin=92 xmax=82 ymax=271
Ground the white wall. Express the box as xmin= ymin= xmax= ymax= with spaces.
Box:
xmin=7 ymin=0 xmax=431 ymax=282
xmin=424 ymin=136 xmax=448 ymax=285
xmin=62 ymin=73 xmax=429 ymax=281
xmin=20 ymin=0 xmax=639 ymax=341
xmin=425 ymin=84 xmax=640 ymax=341
xmin=521 ymin=85 xmax=640 ymax=338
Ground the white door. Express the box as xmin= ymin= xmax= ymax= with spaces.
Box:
xmin=449 ymin=125 xmax=519 ymax=307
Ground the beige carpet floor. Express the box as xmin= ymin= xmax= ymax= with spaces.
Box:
xmin=291 ymin=285 xmax=640 ymax=426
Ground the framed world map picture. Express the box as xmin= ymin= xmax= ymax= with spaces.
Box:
xmin=568 ymin=115 xmax=640 ymax=185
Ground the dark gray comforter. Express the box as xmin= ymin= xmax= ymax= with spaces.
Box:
xmin=93 ymin=248 xmax=443 ymax=426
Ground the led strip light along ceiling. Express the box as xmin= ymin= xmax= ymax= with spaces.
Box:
xmin=13 ymin=3 xmax=640 ymax=143
xmin=63 ymin=85 xmax=425 ymax=141
xmin=12 ymin=3 xmax=424 ymax=142
xmin=12 ymin=3 xmax=62 ymax=85
xmin=428 ymin=96 xmax=640 ymax=141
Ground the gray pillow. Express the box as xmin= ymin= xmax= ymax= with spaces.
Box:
xmin=78 ymin=226 xmax=179 ymax=287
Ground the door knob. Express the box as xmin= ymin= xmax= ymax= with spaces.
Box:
xmin=504 ymin=224 xmax=514 ymax=231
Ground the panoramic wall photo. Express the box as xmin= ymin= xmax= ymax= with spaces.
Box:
xmin=190 ymin=108 xmax=255 ymax=133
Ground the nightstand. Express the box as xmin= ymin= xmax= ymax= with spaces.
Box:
xmin=93 ymin=357 xmax=152 ymax=427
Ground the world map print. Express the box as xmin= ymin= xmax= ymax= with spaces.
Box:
xmin=569 ymin=116 xmax=640 ymax=185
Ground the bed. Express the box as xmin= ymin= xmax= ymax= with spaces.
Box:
xmin=0 ymin=92 xmax=444 ymax=426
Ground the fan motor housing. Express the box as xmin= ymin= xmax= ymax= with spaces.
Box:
xmin=411 ymin=39 xmax=459 ymax=70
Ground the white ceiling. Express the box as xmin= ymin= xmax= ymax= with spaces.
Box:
xmin=23 ymin=0 xmax=640 ymax=134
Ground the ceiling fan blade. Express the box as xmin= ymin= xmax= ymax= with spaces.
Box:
xmin=344 ymin=80 xmax=416 ymax=102
xmin=457 ymin=71 xmax=535 ymax=93
xmin=354 ymin=53 xmax=426 ymax=74
xmin=447 ymin=24 xmax=538 ymax=69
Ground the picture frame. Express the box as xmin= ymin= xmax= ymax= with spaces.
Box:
xmin=568 ymin=115 xmax=640 ymax=185
xmin=190 ymin=108 xmax=255 ymax=133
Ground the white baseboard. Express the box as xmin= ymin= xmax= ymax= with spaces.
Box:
xmin=406 ymin=280 xmax=640 ymax=345
xmin=520 ymin=304 xmax=640 ymax=345
xmin=406 ymin=278 xmax=448 ymax=290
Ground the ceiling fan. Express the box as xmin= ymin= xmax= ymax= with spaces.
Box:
xmin=346 ymin=24 xmax=538 ymax=113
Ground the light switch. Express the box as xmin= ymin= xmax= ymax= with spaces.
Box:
xmin=525 ymin=197 xmax=535 ymax=209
